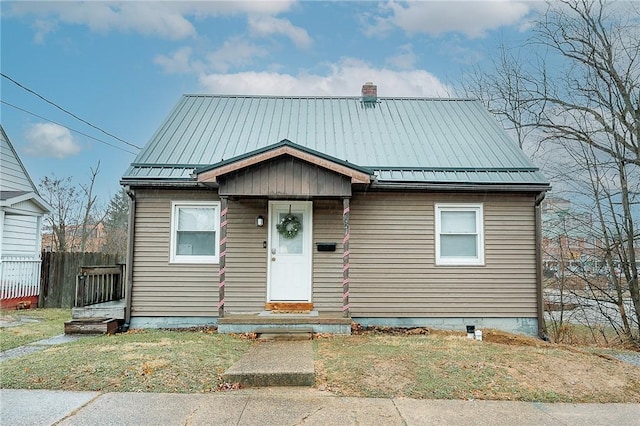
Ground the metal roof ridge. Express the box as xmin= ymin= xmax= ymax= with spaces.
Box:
xmin=372 ymin=166 xmax=541 ymax=172
xmin=181 ymin=94 xmax=477 ymax=101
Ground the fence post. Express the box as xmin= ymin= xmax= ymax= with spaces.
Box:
xmin=75 ymin=274 xmax=86 ymax=307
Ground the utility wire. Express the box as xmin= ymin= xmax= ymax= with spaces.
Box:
xmin=1 ymin=100 xmax=139 ymax=155
xmin=1 ymin=72 xmax=142 ymax=150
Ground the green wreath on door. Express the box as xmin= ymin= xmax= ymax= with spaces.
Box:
xmin=276 ymin=214 xmax=302 ymax=239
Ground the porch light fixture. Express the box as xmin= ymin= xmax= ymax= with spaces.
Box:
xmin=256 ymin=215 xmax=264 ymax=227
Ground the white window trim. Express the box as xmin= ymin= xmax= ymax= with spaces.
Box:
xmin=435 ymin=203 xmax=484 ymax=266
xmin=170 ymin=201 xmax=221 ymax=264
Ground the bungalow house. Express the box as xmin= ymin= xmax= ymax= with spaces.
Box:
xmin=121 ymin=84 xmax=550 ymax=337
xmin=1 ymin=125 xmax=51 ymax=309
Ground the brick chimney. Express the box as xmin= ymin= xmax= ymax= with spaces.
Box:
xmin=361 ymin=82 xmax=377 ymax=102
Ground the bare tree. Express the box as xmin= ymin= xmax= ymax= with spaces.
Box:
xmin=463 ymin=0 xmax=639 ymax=342
xmin=79 ymin=162 xmax=101 ymax=253
xmin=40 ymin=176 xmax=79 ymax=252
xmin=39 ymin=164 xmax=105 ymax=253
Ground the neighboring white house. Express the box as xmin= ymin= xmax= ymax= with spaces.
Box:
xmin=0 ymin=125 xmax=51 ymax=308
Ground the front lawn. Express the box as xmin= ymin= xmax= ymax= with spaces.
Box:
xmin=0 ymin=329 xmax=251 ymax=393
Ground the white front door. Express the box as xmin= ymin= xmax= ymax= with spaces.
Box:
xmin=268 ymin=201 xmax=312 ymax=301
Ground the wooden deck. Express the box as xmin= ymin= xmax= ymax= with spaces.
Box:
xmin=71 ymin=300 xmax=126 ymax=320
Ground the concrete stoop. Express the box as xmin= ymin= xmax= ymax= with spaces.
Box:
xmin=256 ymin=327 xmax=313 ymax=341
xmin=221 ymin=340 xmax=315 ymax=387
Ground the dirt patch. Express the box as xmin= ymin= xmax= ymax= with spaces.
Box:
xmin=361 ymin=358 xmax=415 ymax=394
xmin=351 ymin=323 xmax=430 ymax=336
xmin=351 ymin=324 xmax=547 ymax=348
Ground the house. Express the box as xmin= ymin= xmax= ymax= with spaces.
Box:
xmin=120 ymin=84 xmax=550 ymax=336
xmin=0 ymin=125 xmax=51 ymax=309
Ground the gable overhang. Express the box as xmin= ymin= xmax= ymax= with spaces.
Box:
xmin=195 ymin=139 xmax=372 ymax=186
xmin=0 ymin=191 xmax=52 ymax=214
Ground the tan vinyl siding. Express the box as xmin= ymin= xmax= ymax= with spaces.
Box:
xmin=131 ymin=189 xmax=220 ymax=317
xmin=312 ymin=199 xmax=344 ymax=311
xmin=349 ymin=192 xmax=537 ymax=318
xmin=225 ymin=199 xmax=268 ymax=312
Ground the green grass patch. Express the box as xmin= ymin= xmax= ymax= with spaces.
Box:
xmin=0 ymin=309 xmax=71 ymax=351
xmin=0 ymin=329 xmax=251 ymax=393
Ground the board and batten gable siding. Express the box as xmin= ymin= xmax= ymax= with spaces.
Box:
xmin=219 ymin=156 xmax=352 ymax=197
xmin=131 ymin=189 xmax=220 ymax=317
xmin=348 ymin=192 xmax=537 ymax=318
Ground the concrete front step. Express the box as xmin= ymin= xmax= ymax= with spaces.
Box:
xmin=256 ymin=327 xmax=313 ymax=341
xmin=222 ymin=340 xmax=315 ymax=387
xmin=64 ymin=318 xmax=120 ymax=335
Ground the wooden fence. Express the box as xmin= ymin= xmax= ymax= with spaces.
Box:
xmin=39 ymin=252 xmax=123 ymax=308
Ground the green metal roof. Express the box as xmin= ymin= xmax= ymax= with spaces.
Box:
xmin=123 ymin=95 xmax=548 ymax=189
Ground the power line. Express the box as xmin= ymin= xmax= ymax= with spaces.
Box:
xmin=1 ymin=72 xmax=143 ymax=150
xmin=1 ymin=100 xmax=139 ymax=155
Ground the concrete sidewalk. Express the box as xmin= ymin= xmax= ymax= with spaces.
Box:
xmin=1 ymin=388 xmax=639 ymax=426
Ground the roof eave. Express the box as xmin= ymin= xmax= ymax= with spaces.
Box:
xmin=371 ymin=181 xmax=551 ymax=192
xmin=0 ymin=192 xmax=52 ymax=213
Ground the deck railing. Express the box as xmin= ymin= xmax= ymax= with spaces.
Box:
xmin=75 ymin=264 xmax=125 ymax=308
xmin=0 ymin=257 xmax=41 ymax=300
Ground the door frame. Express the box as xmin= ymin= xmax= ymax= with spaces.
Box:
xmin=267 ymin=200 xmax=313 ymax=302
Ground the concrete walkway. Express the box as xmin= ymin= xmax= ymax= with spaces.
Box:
xmin=0 ymin=334 xmax=83 ymax=363
xmin=222 ymin=340 xmax=315 ymax=386
xmin=1 ymin=388 xmax=639 ymax=425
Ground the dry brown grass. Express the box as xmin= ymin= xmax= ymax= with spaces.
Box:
xmin=314 ymin=328 xmax=640 ymax=402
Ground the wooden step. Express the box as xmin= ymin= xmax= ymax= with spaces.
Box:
xmin=64 ymin=318 xmax=120 ymax=335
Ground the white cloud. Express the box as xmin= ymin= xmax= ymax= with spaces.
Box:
xmin=198 ymin=58 xmax=452 ymax=97
xmin=24 ymin=123 xmax=81 ymax=159
xmin=155 ymin=47 xmax=199 ymax=74
xmin=7 ymin=1 xmax=298 ymax=41
xmin=248 ymin=15 xmax=312 ymax=49
xmin=206 ymin=37 xmax=269 ymax=73
xmin=385 ymin=44 xmax=417 ymax=70
xmin=365 ymin=1 xmax=533 ymax=38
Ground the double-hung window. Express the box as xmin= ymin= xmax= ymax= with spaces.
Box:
xmin=435 ymin=203 xmax=484 ymax=266
xmin=170 ymin=201 xmax=220 ymax=264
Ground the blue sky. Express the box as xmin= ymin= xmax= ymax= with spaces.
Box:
xmin=1 ymin=1 xmax=544 ymax=203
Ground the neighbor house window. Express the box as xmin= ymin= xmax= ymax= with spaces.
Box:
xmin=170 ymin=201 xmax=220 ymax=264
xmin=435 ymin=203 xmax=484 ymax=266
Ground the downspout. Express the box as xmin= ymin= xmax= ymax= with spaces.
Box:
xmin=122 ymin=186 xmax=136 ymax=331
xmin=535 ymin=191 xmax=548 ymax=341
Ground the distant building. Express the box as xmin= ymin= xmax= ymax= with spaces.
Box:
xmin=541 ymin=196 xmax=602 ymax=276
xmin=42 ymin=221 xmax=106 ymax=253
